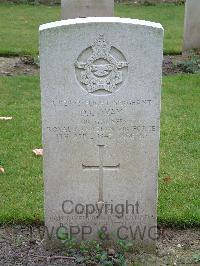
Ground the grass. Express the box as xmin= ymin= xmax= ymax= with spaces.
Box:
xmin=0 ymin=76 xmax=43 ymax=222
xmin=159 ymin=74 xmax=200 ymax=226
xmin=0 ymin=3 xmax=184 ymax=56
xmin=0 ymin=4 xmax=60 ymax=56
xmin=116 ymin=3 xmax=184 ymax=54
xmin=0 ymin=74 xmax=199 ymax=226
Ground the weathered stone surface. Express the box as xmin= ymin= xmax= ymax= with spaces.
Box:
xmin=40 ymin=17 xmax=163 ymax=249
xmin=183 ymin=0 xmax=200 ymax=51
xmin=61 ymin=0 xmax=114 ymax=19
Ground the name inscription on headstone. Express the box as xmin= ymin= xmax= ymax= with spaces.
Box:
xmin=46 ymin=97 xmax=156 ymax=141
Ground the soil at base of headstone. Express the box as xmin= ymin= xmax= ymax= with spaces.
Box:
xmin=0 ymin=56 xmax=39 ymax=76
xmin=0 ymin=225 xmax=199 ymax=265
xmin=0 ymin=55 xmax=195 ymax=77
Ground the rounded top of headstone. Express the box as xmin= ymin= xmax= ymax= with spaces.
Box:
xmin=39 ymin=17 xmax=163 ymax=32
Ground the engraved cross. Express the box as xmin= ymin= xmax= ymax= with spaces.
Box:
xmin=82 ymin=145 xmax=120 ymax=203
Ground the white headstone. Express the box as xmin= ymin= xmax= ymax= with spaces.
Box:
xmin=40 ymin=17 xmax=163 ymax=250
xmin=183 ymin=0 xmax=200 ymax=51
xmin=61 ymin=0 xmax=114 ymax=19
